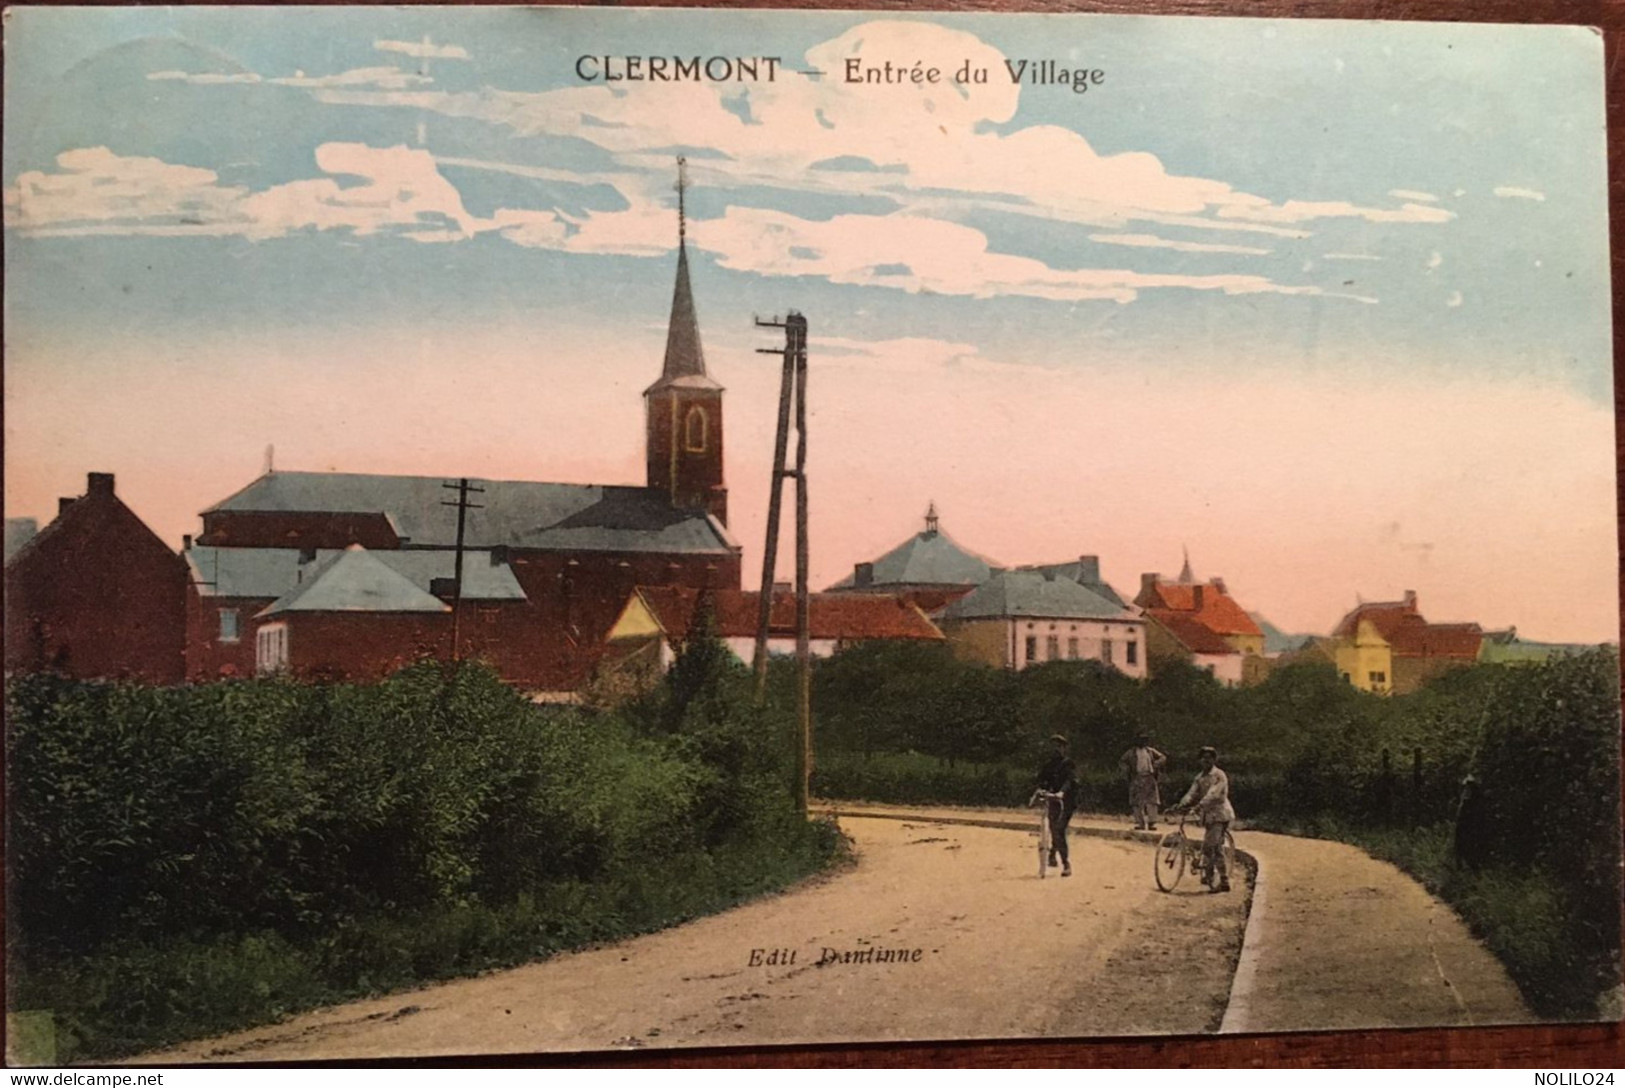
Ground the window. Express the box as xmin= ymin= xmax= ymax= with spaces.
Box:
xmin=684 ymin=406 xmax=708 ymax=452
xmin=1024 ymin=635 xmax=1038 ymax=665
xmin=1126 ymin=641 xmax=1138 ymax=666
xmin=1046 ymin=635 xmax=1060 ymax=661
xmin=256 ymin=623 xmax=289 ymax=674
xmin=218 ymin=608 xmax=239 ymax=643
xmin=1369 ymin=671 xmax=1387 ymax=685
xmin=1102 ymin=638 xmax=1114 ymax=665
xmin=1067 ymin=637 xmax=1079 ymax=659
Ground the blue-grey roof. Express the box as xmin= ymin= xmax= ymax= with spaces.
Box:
xmin=202 ymin=472 xmax=737 ymax=555
xmin=1021 ymin=560 xmax=1127 ymax=607
xmin=260 ymin=547 xmax=451 ymax=616
xmin=1249 ymin=613 xmax=1310 ymax=655
xmin=187 ymin=545 xmax=526 ymax=601
xmin=939 ymin=571 xmax=1140 ymax=622
xmin=829 ymin=528 xmax=997 ymax=589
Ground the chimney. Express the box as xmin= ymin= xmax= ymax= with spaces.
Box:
xmin=1140 ymin=572 xmax=1160 ymax=597
xmin=298 ymin=546 xmax=317 ymax=565
xmin=1077 ymin=555 xmax=1100 ymax=583
xmin=1193 ymin=584 xmax=1205 ymax=610
xmin=854 ymin=561 xmax=874 ymax=589
xmin=182 ymin=534 xmax=193 ymax=551
xmin=57 ymin=497 xmax=76 ymax=516
xmin=1211 ymin=576 xmax=1227 ymax=595
xmin=772 ymin=580 xmax=792 ymax=595
xmin=489 ymin=545 xmax=509 ymax=567
xmin=87 ymin=472 xmax=115 ymax=497
xmin=1403 ymin=589 xmax=1418 ymax=610
xmin=430 ymin=576 xmax=457 ymax=598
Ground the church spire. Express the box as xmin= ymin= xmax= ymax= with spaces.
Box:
xmin=649 ymin=156 xmax=716 ymax=391
xmin=1178 ymin=545 xmax=1195 ymax=584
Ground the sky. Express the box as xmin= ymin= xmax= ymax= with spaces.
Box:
xmin=3 ymin=9 xmax=1615 ymax=642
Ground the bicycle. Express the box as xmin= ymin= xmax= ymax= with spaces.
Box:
xmin=1152 ymin=810 xmax=1235 ymax=892
xmin=1029 ymin=788 xmax=1066 ymax=879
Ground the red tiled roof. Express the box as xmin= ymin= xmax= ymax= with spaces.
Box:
xmin=1334 ymin=600 xmax=1482 ymax=660
xmin=1146 ymin=609 xmax=1239 ymax=656
xmin=630 ymin=587 xmax=944 ymax=643
xmin=1139 ymin=581 xmax=1263 ymax=638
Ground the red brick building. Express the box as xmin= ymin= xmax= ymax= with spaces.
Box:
xmin=4 ymin=472 xmax=187 ymax=683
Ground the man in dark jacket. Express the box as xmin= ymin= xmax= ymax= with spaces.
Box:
xmin=1037 ymin=733 xmax=1077 ymax=877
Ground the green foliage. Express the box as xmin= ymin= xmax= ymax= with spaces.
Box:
xmin=6 ymin=660 xmax=841 ymax=1060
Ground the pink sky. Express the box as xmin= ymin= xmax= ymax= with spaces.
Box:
xmin=5 ymin=320 xmax=1617 ymax=644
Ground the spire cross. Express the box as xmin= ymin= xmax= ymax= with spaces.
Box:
xmin=676 ymin=155 xmax=688 ymax=243
xmin=925 ymin=501 xmax=939 ymax=535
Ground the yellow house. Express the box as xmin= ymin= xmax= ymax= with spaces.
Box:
xmin=1329 ymin=619 xmax=1393 ymax=695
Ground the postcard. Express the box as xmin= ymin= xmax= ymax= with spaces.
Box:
xmin=2 ymin=5 xmax=1618 ymax=1065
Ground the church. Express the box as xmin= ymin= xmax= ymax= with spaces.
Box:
xmin=8 ymin=165 xmax=745 ymax=693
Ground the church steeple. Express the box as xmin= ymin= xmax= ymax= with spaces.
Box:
xmin=645 ymin=156 xmax=727 ymax=523
xmin=1178 ymin=546 xmax=1195 ymax=584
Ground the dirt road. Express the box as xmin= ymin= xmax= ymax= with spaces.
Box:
xmin=148 ymin=815 xmax=1250 ymax=1062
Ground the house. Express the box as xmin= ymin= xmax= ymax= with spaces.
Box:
xmin=1016 ymin=555 xmax=1128 ymax=607
xmin=603 ymin=585 xmax=945 ymax=678
xmin=184 ymin=543 xmax=527 ymax=681
xmin=1331 ymin=590 xmax=1482 ymax=694
xmin=827 ymin=504 xmax=999 ymax=613
xmin=4 ymin=472 xmax=187 ymax=683
xmin=1134 ymin=560 xmax=1266 ymax=658
xmin=935 ymin=569 xmax=1147 ymax=676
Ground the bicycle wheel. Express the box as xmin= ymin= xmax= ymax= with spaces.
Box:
xmin=1037 ymin=813 xmax=1052 ymax=879
xmin=1153 ymin=830 xmax=1185 ymax=892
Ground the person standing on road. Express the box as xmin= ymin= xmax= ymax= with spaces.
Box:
xmin=1175 ymin=745 xmax=1234 ymax=893
xmin=1120 ymin=733 xmax=1167 ymax=830
xmin=1037 ymin=733 xmax=1077 ymax=877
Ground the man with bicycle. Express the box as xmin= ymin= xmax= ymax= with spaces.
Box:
xmin=1036 ymin=733 xmax=1077 ymax=877
xmin=1173 ymin=745 xmax=1234 ymax=893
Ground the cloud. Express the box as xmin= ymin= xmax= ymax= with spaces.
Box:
xmin=149 ymin=70 xmax=262 ymax=85
xmin=1087 ymin=233 xmax=1271 ymax=256
xmin=1324 ymin=252 xmax=1382 ymax=261
xmin=1389 ymin=189 xmax=1438 ymax=202
xmin=1219 ymin=199 xmax=1453 ymax=226
xmin=269 ymin=67 xmax=432 ymax=91
xmin=1493 ymin=186 xmax=1546 ymax=202
xmin=374 ymin=38 xmax=471 ymax=61
xmin=1446 ymin=291 xmax=1463 ymax=308
xmin=149 ymin=66 xmax=430 ymax=91
xmin=5 ymin=144 xmax=485 ymax=241
xmin=691 ymin=205 xmax=1328 ymax=305
xmin=3 ymin=147 xmax=250 ymax=234
xmin=1426 ymin=251 xmax=1443 ymax=270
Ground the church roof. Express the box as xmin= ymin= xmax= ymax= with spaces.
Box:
xmin=645 ymin=243 xmax=721 ymax=395
xmin=939 ymin=570 xmax=1136 ymax=622
xmin=203 ymin=472 xmax=737 ymax=555
xmin=259 ymin=545 xmax=451 ymax=616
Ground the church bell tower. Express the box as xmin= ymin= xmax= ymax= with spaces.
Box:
xmin=645 ymin=157 xmax=727 ymax=524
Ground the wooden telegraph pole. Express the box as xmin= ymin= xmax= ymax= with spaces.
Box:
xmin=753 ymin=313 xmax=811 ymax=814
xmin=440 ymin=477 xmax=485 ymax=662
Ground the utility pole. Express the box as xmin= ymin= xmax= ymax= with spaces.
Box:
xmin=440 ymin=477 xmax=485 ymax=662
xmin=754 ymin=312 xmax=811 ymax=814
